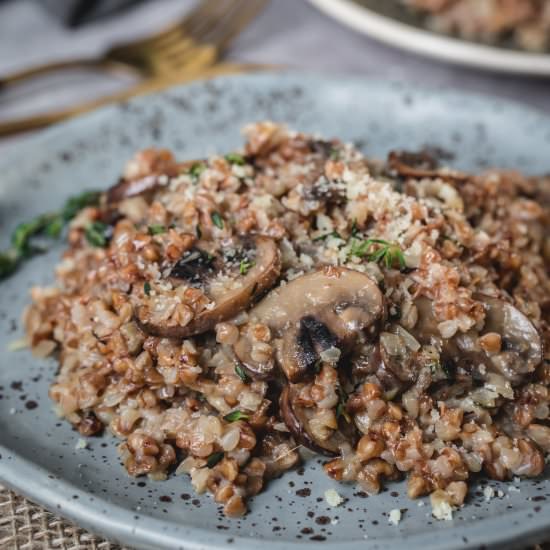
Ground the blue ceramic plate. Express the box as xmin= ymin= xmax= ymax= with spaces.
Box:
xmin=1 ymin=72 xmax=549 ymax=550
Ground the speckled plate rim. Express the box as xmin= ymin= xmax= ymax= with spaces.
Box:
xmin=1 ymin=71 xmax=550 ymax=550
xmin=308 ymin=0 xmax=550 ymax=76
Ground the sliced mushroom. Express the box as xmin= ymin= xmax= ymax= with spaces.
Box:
xmin=350 ymin=343 xmax=407 ymax=398
xmin=479 ymin=294 xmax=542 ymax=380
xmin=280 ymin=384 xmax=354 ymax=456
xmin=243 ymin=267 xmax=384 ymax=382
xmin=388 ymin=150 xmax=468 ymax=183
xmin=107 ymin=175 xmax=164 ymax=203
xmin=106 ymin=159 xmax=199 ymax=203
xmin=379 ymin=329 xmax=421 ymax=384
xmin=411 ymin=294 xmax=542 ymax=383
xmin=137 ymin=236 xmax=281 ymax=338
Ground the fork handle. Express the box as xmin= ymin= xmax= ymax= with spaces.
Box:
xmin=0 ymin=63 xmax=276 ymax=137
xmin=0 ymin=58 xmax=141 ymax=88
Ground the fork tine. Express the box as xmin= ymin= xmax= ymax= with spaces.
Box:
xmin=143 ymin=0 xmax=247 ymax=66
xmin=157 ymin=0 xmax=268 ymax=62
xmin=112 ymin=0 xmax=233 ymax=55
xmin=144 ymin=0 xmax=241 ymax=51
xmin=208 ymin=0 xmax=269 ymax=52
xmin=115 ymin=0 xmax=267 ymax=75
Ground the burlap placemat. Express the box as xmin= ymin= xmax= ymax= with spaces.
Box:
xmin=0 ymin=485 xmax=129 ymax=550
xmin=1 ymin=483 xmax=548 ymax=550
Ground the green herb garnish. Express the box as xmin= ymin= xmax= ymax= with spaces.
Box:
xmin=223 ymin=410 xmax=250 ymax=422
xmin=60 ymin=191 xmax=101 ymax=221
xmin=239 ymin=259 xmax=255 ymax=275
xmin=11 ymin=214 xmax=57 ymax=254
xmin=313 ymin=358 xmax=323 ymax=374
xmin=144 ymin=281 xmax=151 ymax=296
xmin=349 ymin=238 xmax=406 ymax=270
xmin=205 ymin=451 xmax=224 ymax=469
xmin=211 ymin=212 xmax=224 ymax=230
xmin=351 ymin=219 xmax=359 ymax=237
xmin=336 ymin=388 xmax=351 ymax=423
xmin=313 ymin=230 xmax=341 ymax=242
xmin=0 ymin=190 xmax=101 ymax=280
xmin=429 ymin=359 xmax=452 ymax=380
xmin=440 ymin=360 xmax=452 ymax=379
xmin=148 ymin=224 xmax=166 ymax=235
xmin=225 ymin=152 xmax=246 ymax=166
xmin=0 ymin=250 xmax=20 ymax=279
xmin=235 ymin=364 xmax=250 ymax=383
xmin=45 ymin=216 xmax=64 ymax=238
xmin=84 ymin=221 xmax=109 ymax=248
xmin=329 ymin=148 xmax=340 ymax=161
xmin=188 ymin=163 xmax=206 ymax=182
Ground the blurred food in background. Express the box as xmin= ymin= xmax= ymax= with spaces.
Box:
xmin=402 ymin=0 xmax=550 ymax=51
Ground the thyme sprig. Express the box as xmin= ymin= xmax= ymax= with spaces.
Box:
xmin=0 ymin=190 xmax=101 ymax=280
xmin=349 ymin=238 xmax=406 ymax=270
xmin=223 ymin=410 xmax=250 ymax=422
xmin=239 ymin=259 xmax=255 ymax=275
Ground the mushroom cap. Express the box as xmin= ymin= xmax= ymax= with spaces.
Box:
xmin=137 ymin=236 xmax=281 ymax=339
xmin=106 ymin=174 xmax=163 ymax=204
xmin=388 ymin=150 xmax=468 ymax=183
xmin=479 ymin=294 xmax=542 ymax=379
xmin=247 ymin=267 xmax=384 ymax=382
xmin=412 ymin=294 xmax=542 ymax=383
xmin=106 ymin=159 xmax=198 ymax=203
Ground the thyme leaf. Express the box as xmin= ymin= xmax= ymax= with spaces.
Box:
xmin=223 ymin=410 xmax=250 ymax=422
xmin=235 ymin=364 xmax=250 ymax=383
xmin=239 ymin=259 xmax=255 ymax=275
xmin=349 ymin=238 xmax=406 ymax=270
xmin=225 ymin=152 xmax=246 ymax=166
xmin=211 ymin=211 xmax=224 ymax=230
xmin=205 ymin=451 xmax=224 ymax=469
xmin=188 ymin=163 xmax=206 ymax=182
xmin=148 ymin=224 xmax=166 ymax=235
xmin=85 ymin=221 xmax=109 ymax=248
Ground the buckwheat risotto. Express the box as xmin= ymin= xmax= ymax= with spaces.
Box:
xmin=402 ymin=0 xmax=550 ymax=51
xmin=23 ymin=123 xmax=550 ymax=518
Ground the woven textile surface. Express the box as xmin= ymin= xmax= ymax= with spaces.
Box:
xmin=0 ymin=485 xmax=129 ymax=550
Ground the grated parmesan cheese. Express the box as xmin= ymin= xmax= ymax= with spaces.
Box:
xmin=75 ymin=438 xmax=88 ymax=450
xmin=430 ymin=491 xmax=454 ymax=521
xmin=388 ymin=509 xmax=402 ymax=526
xmin=324 ymin=489 xmax=343 ymax=507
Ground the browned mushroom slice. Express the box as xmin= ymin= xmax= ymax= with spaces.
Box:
xmin=280 ymin=384 xmax=353 ymax=457
xmin=106 ymin=159 xmax=199 ymax=203
xmin=245 ymin=267 xmax=384 ymax=382
xmin=479 ymin=294 xmax=542 ymax=379
xmin=379 ymin=329 xmax=421 ymax=384
xmin=350 ymin=343 xmax=406 ymax=397
xmin=107 ymin=174 xmax=163 ymax=204
xmin=137 ymin=236 xmax=281 ymax=338
xmin=388 ymin=150 xmax=468 ymax=182
xmin=281 ymin=315 xmax=340 ymax=379
xmin=412 ymin=295 xmax=542 ymax=383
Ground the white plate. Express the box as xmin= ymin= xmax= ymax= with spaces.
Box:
xmin=308 ymin=0 xmax=550 ymax=76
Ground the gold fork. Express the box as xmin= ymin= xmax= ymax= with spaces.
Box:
xmin=0 ymin=0 xmax=269 ymax=136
